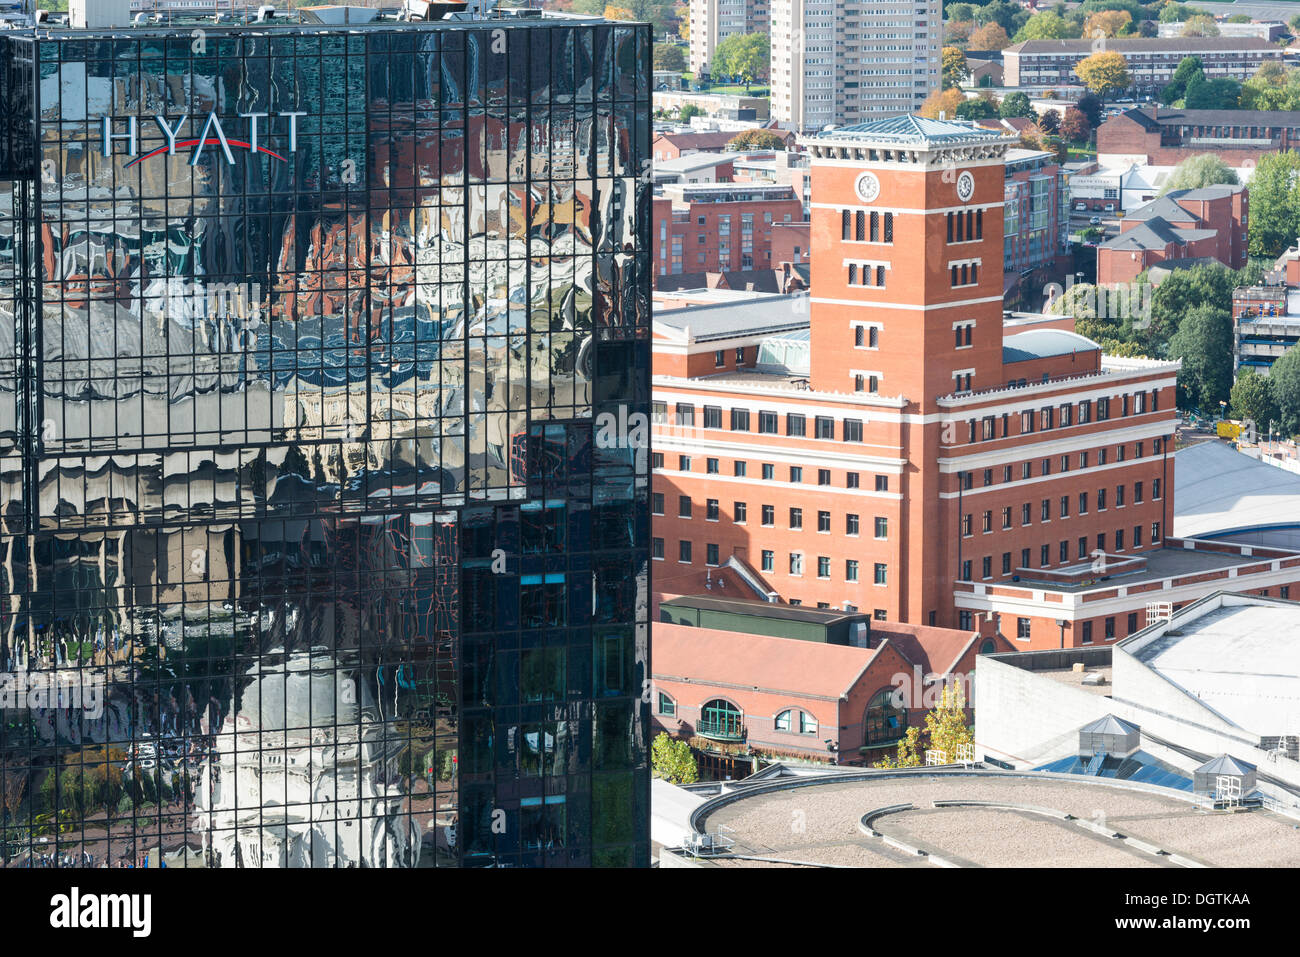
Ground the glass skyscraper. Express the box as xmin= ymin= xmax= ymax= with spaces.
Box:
xmin=0 ymin=12 xmax=651 ymax=868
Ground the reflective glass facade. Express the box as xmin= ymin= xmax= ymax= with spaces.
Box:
xmin=0 ymin=17 xmax=651 ymax=868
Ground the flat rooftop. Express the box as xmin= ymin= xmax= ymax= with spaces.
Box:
xmin=688 ymin=769 xmax=1300 ymax=867
xmin=1015 ymin=546 xmax=1250 ymax=593
xmin=1174 ymin=440 xmax=1300 ymax=538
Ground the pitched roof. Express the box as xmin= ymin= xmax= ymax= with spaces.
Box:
xmin=651 ymin=622 xmax=881 ymax=699
xmin=809 ymin=114 xmax=1007 ymax=147
xmin=1100 ymin=218 xmax=1213 ymax=251
xmin=1197 ymin=754 xmax=1257 ymax=776
xmin=1080 ymin=714 xmax=1141 ymax=736
xmin=1112 ymin=106 xmax=1300 ymax=130
xmin=1126 ymin=195 xmax=1205 ymax=225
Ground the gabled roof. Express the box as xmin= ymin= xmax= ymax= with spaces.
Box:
xmin=1126 ymin=195 xmax=1205 ymax=226
xmin=1100 ymin=218 xmax=1206 ymax=251
xmin=1113 ymin=106 xmax=1300 ymax=131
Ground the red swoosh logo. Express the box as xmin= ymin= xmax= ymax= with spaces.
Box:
xmin=124 ymin=138 xmax=287 ymax=168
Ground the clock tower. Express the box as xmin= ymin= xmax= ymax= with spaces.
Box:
xmin=802 ymin=116 xmax=1011 ymax=410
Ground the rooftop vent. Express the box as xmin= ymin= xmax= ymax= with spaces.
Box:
xmin=1193 ymin=754 xmax=1257 ymax=798
xmin=1077 ymin=714 xmax=1140 ymax=759
xmin=298 ymin=5 xmax=381 ymax=24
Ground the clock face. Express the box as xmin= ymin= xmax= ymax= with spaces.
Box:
xmin=956 ymin=170 xmax=975 ymax=202
xmin=855 ymin=172 xmax=880 ymax=203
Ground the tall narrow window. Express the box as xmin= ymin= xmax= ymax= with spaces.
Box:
xmin=841 ymin=209 xmax=851 ymax=240
xmin=883 ymin=211 xmax=893 ymax=243
xmin=855 ymin=210 xmax=866 ymax=241
xmin=870 ymin=210 xmax=879 ymax=242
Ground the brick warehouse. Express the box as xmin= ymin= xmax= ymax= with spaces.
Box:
xmin=650 ymin=115 xmax=1300 ymax=649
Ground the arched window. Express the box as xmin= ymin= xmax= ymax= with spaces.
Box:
xmin=864 ymin=688 xmax=907 ymax=745
xmin=775 ymin=709 xmax=819 ymax=734
xmin=658 ymin=692 xmax=676 ymax=716
xmin=980 ymin=638 xmax=996 ymax=654
xmin=699 ymin=698 xmax=744 ymax=740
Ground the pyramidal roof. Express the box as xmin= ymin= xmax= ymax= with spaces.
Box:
xmin=1079 ymin=714 xmax=1140 ymax=736
xmin=811 ymin=114 xmax=1008 ymax=147
xmin=1197 ymin=754 xmax=1257 ymax=776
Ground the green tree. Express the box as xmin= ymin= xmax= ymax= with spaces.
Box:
xmin=1161 ymin=55 xmax=1204 ymax=105
xmin=942 ymin=45 xmax=969 ymax=89
xmin=651 ymin=733 xmax=699 ymax=784
xmin=1039 ymin=107 xmax=1061 ymax=134
xmin=1076 ymin=91 xmax=1104 ymax=128
xmin=653 ymin=43 xmax=687 ymax=72
xmin=1181 ymin=13 xmax=1219 ymax=36
xmin=1230 ymin=368 xmax=1280 ymax=430
xmin=1291 ymin=12 xmax=1300 ymax=34
xmin=679 ymin=103 xmax=702 ymax=122
xmin=947 ymin=3 xmax=976 ymax=22
xmin=976 ymin=0 xmax=1031 ymax=36
xmin=726 ymin=128 xmax=787 ymax=150
xmin=999 ymin=91 xmax=1036 ymax=118
xmin=1169 ymin=303 xmax=1234 ymax=410
xmin=1248 ymin=152 xmax=1300 ymax=259
xmin=1160 ymin=2 xmax=1209 ymax=22
xmin=1148 ymin=262 xmax=1241 ymax=347
xmin=711 ymin=31 xmax=769 ymax=91
xmin=955 ymin=96 xmax=1000 ymax=120
xmin=1157 ymin=153 xmax=1239 ymax=195
xmin=1272 ymin=347 xmax=1300 ymax=434
xmin=1183 ymin=74 xmax=1240 ymax=109
xmin=1014 ymin=9 xmax=1077 ymax=41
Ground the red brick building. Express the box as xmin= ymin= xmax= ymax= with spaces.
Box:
xmin=1096 ymin=185 xmax=1247 ymax=285
xmin=653 ymin=183 xmax=804 ymax=280
xmin=650 ymin=115 xmax=1300 ymax=649
xmin=1098 ymin=107 xmax=1300 ymax=167
xmin=652 ymin=123 xmax=796 ymax=162
xmin=651 ymin=613 xmax=1011 ymax=767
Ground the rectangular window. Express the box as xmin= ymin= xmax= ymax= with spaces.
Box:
xmin=1041 ymin=544 xmax=1050 ymax=567
xmin=874 ymin=475 xmax=887 ymax=491
xmin=734 ymin=461 xmax=747 ymax=477
xmin=1002 ymin=552 xmax=1012 ymax=575
xmin=790 ymin=553 xmax=804 ymax=575
xmin=818 ymin=469 xmax=832 ymax=486
xmin=734 ymin=502 xmax=747 ymax=523
xmin=706 ymin=458 xmax=719 ymax=474
xmin=790 ymin=508 xmax=803 ymax=529
xmin=1002 ymin=507 xmax=1011 ymax=530
xmin=1017 ymin=618 xmax=1032 ymax=640
xmin=679 ymin=541 xmax=692 ymax=563
xmin=652 ymin=493 xmax=664 ymax=515
xmin=678 ymin=496 xmax=692 ymax=518
xmin=653 ymin=452 xmax=664 ymax=470
xmin=730 ymin=409 xmax=750 ymax=431
xmin=843 ymin=419 xmax=864 ymax=442
xmin=790 ymin=466 xmax=803 ymax=483
xmin=706 ymin=543 xmax=720 ymax=566
xmin=815 ymin=416 xmax=835 ymax=439
xmin=679 ymin=455 xmax=691 ymax=471
xmin=846 ymin=514 xmax=860 ymax=535
xmin=818 ymin=511 xmax=831 ymax=532
xmin=706 ymin=499 xmax=719 ymax=521
xmin=1060 ymin=496 xmax=1069 ymax=518
xmin=762 ymin=463 xmax=774 ymax=481
xmin=1082 ymin=621 xmax=1093 ymax=644
xmin=982 ymin=556 xmax=992 ymax=579
xmin=787 ymin=413 xmax=806 ymax=436
xmin=818 ymin=556 xmax=831 ymax=578
xmin=874 ymin=516 xmax=888 ymax=539
xmin=675 ymin=403 xmax=695 ymax=426
xmin=652 ymin=537 xmax=664 ymax=560
xmin=758 ymin=411 xmax=778 ymax=434
xmin=874 ymin=563 xmax=888 ymax=585
xmin=703 ymin=406 xmax=722 ymax=429
xmin=846 ymin=560 xmax=859 ymax=582
xmin=761 ymin=550 xmax=774 ymax=572
xmin=762 ymin=505 xmax=775 ymax=526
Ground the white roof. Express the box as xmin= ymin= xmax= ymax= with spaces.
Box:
xmin=651 ymin=778 xmax=706 ymax=849
xmin=1173 ymin=440 xmax=1300 ymax=538
xmin=1130 ymin=600 xmax=1300 ymax=734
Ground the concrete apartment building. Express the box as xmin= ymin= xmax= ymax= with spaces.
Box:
xmin=1002 ymin=37 xmax=1283 ymax=96
xmin=689 ymin=0 xmax=771 ymax=76
xmin=1098 ymin=107 xmax=1300 ymax=168
xmin=651 ymin=115 xmax=1300 ymax=649
xmin=769 ymin=0 xmax=941 ymax=133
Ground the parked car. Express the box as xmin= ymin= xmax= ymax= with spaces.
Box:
xmin=1089 ymin=216 xmax=1102 ymax=226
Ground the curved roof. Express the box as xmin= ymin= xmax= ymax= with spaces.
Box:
xmin=1002 ymin=328 xmax=1099 ymax=363
xmin=1173 ymin=440 xmax=1300 ymax=538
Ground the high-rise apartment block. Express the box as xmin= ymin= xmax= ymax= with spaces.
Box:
xmin=0 ymin=10 xmax=651 ymax=869
xmin=652 ymin=116 xmax=1300 ymax=649
xmin=688 ymin=0 xmax=771 ymax=77
xmin=769 ymin=0 xmax=941 ymax=133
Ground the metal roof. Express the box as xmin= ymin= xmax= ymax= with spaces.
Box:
xmin=653 ymin=294 xmax=809 ymax=342
xmin=809 ymin=114 xmax=1006 ymax=147
xmin=1172 ymin=440 xmax=1300 ymax=538
xmin=1001 ymin=328 xmax=1099 ymax=363
xmin=661 ymin=594 xmax=864 ymax=626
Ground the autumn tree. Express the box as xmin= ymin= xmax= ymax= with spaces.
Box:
xmin=967 ymin=22 xmax=1011 ymax=51
xmin=920 ymin=86 xmax=966 ymax=119
xmin=873 ymin=685 xmax=974 ymax=769
xmin=1060 ymin=106 xmax=1091 ymax=142
xmin=1073 ymin=50 xmax=1131 ymax=103
xmin=726 ymin=128 xmax=787 ymax=151
xmin=1083 ymin=9 xmax=1132 ymax=37
xmin=1181 ymin=13 xmax=1219 ymax=36
xmin=942 ymin=45 xmax=968 ymax=89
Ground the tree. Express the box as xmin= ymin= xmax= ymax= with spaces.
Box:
xmin=711 ymin=31 xmax=769 ymax=91
xmin=1230 ymin=368 xmax=1280 ymax=431
xmin=968 ymin=22 xmax=1012 ymax=51
xmin=1183 ymin=74 xmax=1240 ymax=109
xmin=948 ymin=3 xmax=976 ymax=23
xmin=975 ymin=0 xmax=1030 ymax=36
xmin=942 ymin=46 xmax=969 ymax=89
xmin=1291 ymin=12 xmax=1300 ymax=34
xmin=679 ymin=103 xmax=702 ymax=122
xmin=1076 ymin=91 xmax=1104 ymax=128
xmin=1160 ymin=2 xmax=1209 ymax=22
xmin=1271 ymin=347 xmax=1300 ymax=435
xmin=1180 ymin=13 xmax=1219 ymax=37
xmin=1014 ymin=10 xmax=1077 ymax=41
xmin=653 ymin=43 xmax=687 ymax=72
xmin=956 ymin=96 xmax=1000 ymax=120
xmin=997 ymin=91 xmax=1033 ymax=119
xmin=920 ymin=86 xmax=967 ymax=119
xmin=1157 ymin=153 xmax=1240 ymax=194
xmin=873 ymin=684 xmax=974 ymax=769
xmin=1169 ymin=303 xmax=1234 ymax=410
xmin=1074 ymin=50 xmax=1131 ymax=102
xmin=650 ymin=733 xmax=699 ymax=784
xmin=1039 ymin=107 xmax=1061 ymax=134
xmin=1061 ymin=106 xmax=1091 ymax=142
xmin=1248 ymin=152 xmax=1300 ymax=259
xmin=1148 ymin=263 xmax=1242 ymax=344
xmin=1084 ymin=9 xmax=1132 ymax=37
xmin=726 ymin=128 xmax=787 ymax=151
xmin=1161 ymin=55 xmax=1204 ymax=105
